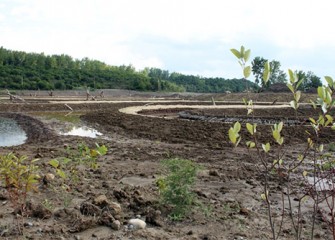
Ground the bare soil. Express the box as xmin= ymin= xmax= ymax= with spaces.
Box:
xmin=0 ymin=91 xmax=333 ymax=239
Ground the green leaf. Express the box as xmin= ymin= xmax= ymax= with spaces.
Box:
xmin=49 ymin=159 xmax=59 ymax=168
xmin=246 ymin=123 xmax=254 ymax=135
xmin=244 ymin=49 xmax=251 ymax=62
xmin=263 ymin=61 xmax=271 ymax=83
xmin=31 ymin=158 xmax=40 ymax=163
xmin=295 ymin=91 xmax=301 ymax=102
xmin=308 ymin=138 xmax=313 ymax=147
xmin=290 ymin=100 xmax=298 ymax=110
xmin=247 ymin=108 xmax=253 ymax=115
xmin=309 ymin=118 xmax=316 ymax=124
xmin=97 ymin=145 xmax=108 ymax=155
xmin=325 ymin=114 xmax=333 ymax=126
xmin=228 ymin=128 xmax=237 ymax=144
xmin=90 ymin=149 xmax=98 ymax=157
xmin=230 ymin=49 xmax=241 ymax=59
xmin=233 ymin=122 xmax=241 ymax=133
xmin=319 ymin=144 xmax=324 ymax=152
xmin=321 ymin=102 xmax=327 ymax=114
xmin=279 ymin=159 xmax=283 ymax=165
xmin=261 ymin=193 xmax=267 ymax=201
xmin=310 ymin=100 xmax=317 ymax=109
xmin=318 ymin=86 xmax=325 ymax=99
xmin=262 ymin=143 xmax=271 ymax=153
xmin=240 ymin=46 xmax=245 ymax=56
xmin=278 ymin=137 xmax=284 ymax=145
xmin=288 ymin=69 xmax=295 ymax=83
xmin=286 ymin=83 xmax=294 ymax=93
xmin=278 ymin=122 xmax=283 ymax=132
xmin=303 ymin=171 xmax=308 ymax=177
xmin=325 ymin=76 xmax=334 ymax=88
xmin=243 ymin=66 xmax=251 ymax=78
xmin=56 ymin=169 xmax=66 ymax=179
xmin=273 ymin=130 xmax=280 ymax=141
xmin=246 ymin=141 xmax=256 ymax=148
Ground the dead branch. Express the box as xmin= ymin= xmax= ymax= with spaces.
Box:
xmin=6 ymin=89 xmax=25 ymax=102
xmin=64 ymin=104 xmax=73 ymax=111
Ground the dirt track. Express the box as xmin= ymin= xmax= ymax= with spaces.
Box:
xmin=0 ymin=92 xmax=333 ymax=239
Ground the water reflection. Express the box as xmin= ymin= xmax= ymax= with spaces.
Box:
xmin=0 ymin=117 xmax=27 ymax=147
xmin=60 ymin=126 xmax=103 ymax=138
xmin=28 ymin=111 xmax=104 ymax=139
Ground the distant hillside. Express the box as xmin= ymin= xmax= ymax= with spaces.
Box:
xmin=0 ymin=47 xmax=258 ymax=92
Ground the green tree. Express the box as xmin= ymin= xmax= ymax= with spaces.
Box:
xmin=251 ymin=57 xmax=287 ymax=88
xmin=296 ymin=70 xmax=322 ymax=91
xmin=251 ymin=57 xmax=267 ymax=86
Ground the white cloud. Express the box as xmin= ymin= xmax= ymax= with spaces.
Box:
xmin=1 ymin=0 xmax=335 ymax=79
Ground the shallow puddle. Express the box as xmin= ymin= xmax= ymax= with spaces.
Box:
xmin=29 ymin=111 xmax=104 ymax=139
xmin=0 ymin=117 xmax=27 ymax=146
xmin=60 ymin=126 xmax=103 ymax=138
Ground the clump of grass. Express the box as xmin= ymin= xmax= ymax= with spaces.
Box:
xmin=157 ymin=158 xmax=200 ymax=220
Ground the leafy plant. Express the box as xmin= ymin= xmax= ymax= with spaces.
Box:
xmin=229 ymin=46 xmax=335 ymax=239
xmin=49 ymin=143 xmax=107 ymax=180
xmin=158 ymin=158 xmax=200 ymax=220
xmin=77 ymin=143 xmax=107 ymax=169
xmin=0 ymin=153 xmax=40 ymax=211
xmin=48 ymin=143 xmax=107 ymax=206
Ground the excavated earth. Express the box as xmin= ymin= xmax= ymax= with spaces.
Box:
xmin=0 ymin=91 xmax=334 ymax=239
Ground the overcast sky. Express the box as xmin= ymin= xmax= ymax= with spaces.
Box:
xmin=1 ymin=0 xmax=335 ymax=81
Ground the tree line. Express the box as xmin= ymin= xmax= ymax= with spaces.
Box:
xmin=251 ymin=56 xmax=322 ymax=91
xmin=0 ymin=47 xmax=320 ymax=92
xmin=0 ymin=47 xmax=258 ymax=92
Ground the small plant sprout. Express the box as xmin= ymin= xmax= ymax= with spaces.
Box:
xmin=0 ymin=153 xmax=40 ymax=212
xmin=228 ymin=122 xmax=241 ymax=147
xmin=230 ymin=46 xmax=251 ymax=79
xmin=287 ymin=69 xmax=304 ymax=112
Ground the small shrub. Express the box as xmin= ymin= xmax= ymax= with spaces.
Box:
xmin=158 ymin=158 xmax=200 ymax=220
xmin=0 ymin=153 xmax=40 ymax=211
xmin=49 ymin=143 xmax=107 ymax=181
xmin=48 ymin=143 xmax=107 ymax=207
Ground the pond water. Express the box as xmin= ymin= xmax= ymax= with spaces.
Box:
xmin=59 ymin=126 xmax=103 ymax=138
xmin=29 ymin=111 xmax=104 ymax=139
xmin=0 ymin=117 xmax=27 ymax=147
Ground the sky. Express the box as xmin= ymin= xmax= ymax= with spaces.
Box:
xmin=1 ymin=0 xmax=335 ymax=82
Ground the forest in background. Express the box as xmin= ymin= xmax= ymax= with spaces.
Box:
xmin=0 ymin=47 xmax=258 ymax=92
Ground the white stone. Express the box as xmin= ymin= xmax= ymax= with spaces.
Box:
xmin=128 ymin=218 xmax=146 ymax=229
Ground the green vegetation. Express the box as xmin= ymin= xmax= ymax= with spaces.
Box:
xmin=49 ymin=143 xmax=107 ymax=181
xmin=47 ymin=143 xmax=107 ymax=208
xmin=251 ymin=56 xmax=322 ymax=91
xmin=157 ymin=158 xmax=200 ymax=220
xmin=0 ymin=46 xmax=257 ymax=93
xmin=0 ymin=153 xmax=40 ymax=211
xmin=230 ymin=46 xmax=335 ymax=239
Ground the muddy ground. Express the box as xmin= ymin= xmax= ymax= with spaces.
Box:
xmin=0 ymin=91 xmax=334 ymax=239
